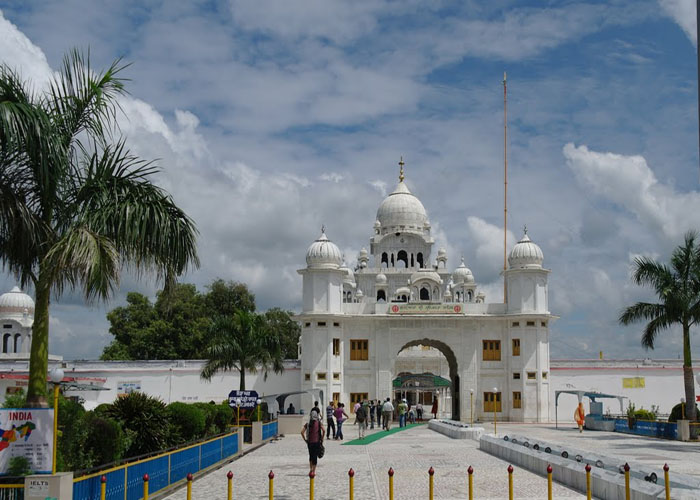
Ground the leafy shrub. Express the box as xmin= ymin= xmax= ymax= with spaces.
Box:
xmin=57 ymin=396 xmax=92 ymax=471
xmin=2 ymin=389 xmax=26 ymax=409
xmin=83 ymin=413 xmax=131 ymax=467
xmin=168 ymin=402 xmax=206 ymax=443
xmin=104 ymin=392 xmax=172 ymax=456
xmin=633 ymin=409 xmax=656 ymax=421
xmin=668 ymin=402 xmax=700 ymax=422
xmin=7 ymin=456 xmax=32 ymax=476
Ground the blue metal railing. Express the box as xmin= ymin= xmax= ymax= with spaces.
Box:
xmin=73 ymin=430 xmax=240 ymax=500
xmin=262 ymin=421 xmax=278 ymax=441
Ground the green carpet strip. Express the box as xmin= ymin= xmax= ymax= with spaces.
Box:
xmin=341 ymin=422 xmax=426 ymax=445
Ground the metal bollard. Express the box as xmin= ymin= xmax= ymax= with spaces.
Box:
xmin=187 ymin=473 xmax=193 ymax=500
xmin=143 ymin=474 xmax=149 ymax=500
xmin=268 ymin=470 xmax=274 ymax=500
xmin=623 ymin=463 xmax=630 ymax=500
xmin=227 ymin=471 xmax=233 ymax=500
xmin=100 ymin=475 xmax=106 ymax=500
xmin=348 ymin=468 xmax=355 ymax=500
xmin=388 ymin=467 xmax=394 ymax=500
xmin=547 ymin=464 xmax=552 ymax=500
xmin=507 ymin=465 xmax=513 ymax=500
xmin=428 ymin=467 xmax=434 ymax=500
xmin=309 ymin=471 xmax=315 ymax=500
xmin=585 ymin=464 xmax=592 ymax=500
xmin=663 ymin=464 xmax=670 ymax=500
xmin=467 ymin=466 xmax=474 ymax=500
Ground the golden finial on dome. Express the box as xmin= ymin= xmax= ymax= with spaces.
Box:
xmin=398 ymin=156 xmax=405 ymax=182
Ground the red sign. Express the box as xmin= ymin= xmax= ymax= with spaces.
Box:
xmin=696 ymin=396 xmax=700 ymax=402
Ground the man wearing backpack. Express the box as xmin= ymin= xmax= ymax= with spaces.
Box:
xmin=355 ymin=402 xmax=367 ymax=439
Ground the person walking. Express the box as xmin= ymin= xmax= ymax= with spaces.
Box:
xmin=382 ymin=398 xmax=394 ymax=431
xmin=326 ymin=401 xmax=336 ymax=439
xmin=398 ymin=399 xmax=409 ymax=427
xmin=431 ymin=397 xmax=438 ymax=419
xmin=353 ymin=401 xmax=361 ymax=424
xmin=369 ymin=400 xmax=376 ymax=429
xmin=334 ymin=403 xmax=349 ymax=440
xmin=301 ymin=410 xmax=324 ymax=475
xmin=356 ymin=402 xmax=367 ymax=439
xmin=416 ymin=402 xmax=423 ymax=421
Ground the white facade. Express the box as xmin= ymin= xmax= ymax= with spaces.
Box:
xmin=0 ymin=286 xmax=34 ymax=357
xmin=297 ymin=165 xmax=552 ymax=422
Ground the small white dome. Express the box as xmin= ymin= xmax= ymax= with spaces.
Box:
xmin=438 ymin=247 xmax=446 ymax=256
xmin=508 ymin=231 xmax=544 ymax=269
xmin=359 ymin=247 xmax=368 ymax=258
xmin=376 ymin=273 xmax=387 ymax=284
xmin=356 ymin=289 xmax=364 ymax=298
xmin=0 ymin=286 xmax=35 ymax=318
xmin=306 ymin=229 xmax=343 ymax=269
xmin=339 ymin=261 xmax=355 ymax=283
xmin=410 ymin=269 xmax=442 ymax=285
xmin=453 ymin=257 xmax=475 ymax=284
xmin=374 ymin=220 xmax=381 ymax=228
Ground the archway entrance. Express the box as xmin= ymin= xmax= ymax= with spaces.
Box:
xmin=394 ymin=338 xmax=459 ymax=421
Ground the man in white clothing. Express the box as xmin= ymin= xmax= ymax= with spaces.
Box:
xmin=381 ymin=398 xmax=394 ymax=431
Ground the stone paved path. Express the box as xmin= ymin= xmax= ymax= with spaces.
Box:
xmin=164 ymin=425 xmax=584 ymax=499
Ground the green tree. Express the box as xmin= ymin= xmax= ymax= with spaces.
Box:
xmin=0 ymin=50 xmax=199 ymax=403
xmin=104 ymin=392 xmax=172 ymax=456
xmin=263 ymin=307 xmax=300 ymax=359
xmin=619 ymin=231 xmax=699 ymax=423
xmin=205 ymin=279 xmax=256 ymax=316
xmin=201 ymin=310 xmax=284 ymax=390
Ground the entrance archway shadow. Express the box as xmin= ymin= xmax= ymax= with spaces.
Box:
xmin=396 ymin=338 xmax=459 ymax=421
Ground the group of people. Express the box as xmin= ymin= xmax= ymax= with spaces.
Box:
xmin=301 ymin=397 xmax=440 ymax=474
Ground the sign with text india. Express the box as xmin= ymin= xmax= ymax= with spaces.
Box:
xmin=228 ymin=390 xmax=259 ymax=409
xmin=0 ymin=408 xmax=53 ymax=474
xmin=389 ymin=304 xmax=463 ymax=314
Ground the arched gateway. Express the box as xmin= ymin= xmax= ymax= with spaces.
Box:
xmin=298 ymin=161 xmax=553 ymax=423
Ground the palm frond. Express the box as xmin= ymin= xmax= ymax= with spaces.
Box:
xmin=640 ymin=314 xmax=673 ymax=349
xmin=43 ymin=225 xmax=119 ymax=302
xmin=619 ymin=302 xmax=667 ymax=326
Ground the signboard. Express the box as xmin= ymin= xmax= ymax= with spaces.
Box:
xmin=228 ymin=390 xmax=259 ymax=409
xmin=26 ymin=478 xmax=49 ymax=496
xmin=388 ymin=304 xmax=463 ymax=314
xmin=622 ymin=377 xmax=645 ymax=389
xmin=117 ymin=381 xmax=141 ymax=396
xmin=0 ymin=408 xmax=53 ymax=474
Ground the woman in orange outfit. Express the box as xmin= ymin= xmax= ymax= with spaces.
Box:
xmin=574 ymin=402 xmax=585 ymax=433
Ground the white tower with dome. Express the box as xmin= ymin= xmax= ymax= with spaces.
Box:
xmin=297 ymin=160 xmax=552 ymax=422
xmin=0 ymin=286 xmax=34 ymax=357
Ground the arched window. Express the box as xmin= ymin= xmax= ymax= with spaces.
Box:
xmin=381 ymin=252 xmax=388 ymax=268
xmin=14 ymin=334 xmax=21 ymax=353
xmin=417 ymin=253 xmax=424 ymax=268
xmin=2 ymin=334 xmax=10 ymax=354
xmin=420 ymin=287 xmax=430 ymax=301
xmin=411 ymin=254 xmax=415 ymax=267
xmin=399 ymin=295 xmax=407 ymax=302
xmin=390 ymin=254 xmax=395 ymax=267
xmin=397 ymin=250 xmax=408 ymax=268
xmin=468 ymin=291 xmax=473 ymax=302
xmin=377 ymin=290 xmax=386 ymax=302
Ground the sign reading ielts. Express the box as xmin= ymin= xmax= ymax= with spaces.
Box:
xmin=228 ymin=390 xmax=259 ymax=409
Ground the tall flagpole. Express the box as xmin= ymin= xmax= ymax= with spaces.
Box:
xmin=503 ymin=72 xmax=508 ymax=303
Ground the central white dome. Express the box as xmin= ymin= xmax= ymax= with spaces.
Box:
xmin=376 ymin=181 xmax=428 ymax=234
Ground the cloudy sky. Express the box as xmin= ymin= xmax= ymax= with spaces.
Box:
xmin=1 ymin=0 xmax=699 ymax=360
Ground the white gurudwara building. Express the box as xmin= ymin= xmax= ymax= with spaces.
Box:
xmin=297 ymin=163 xmax=552 ymax=422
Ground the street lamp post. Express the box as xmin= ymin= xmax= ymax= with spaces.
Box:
xmin=257 ymin=398 xmax=262 ymax=422
xmin=681 ymin=398 xmax=686 ymax=420
xmin=470 ymin=389 xmax=474 ymax=427
xmin=49 ymin=367 xmax=64 ymax=474
xmin=493 ymin=387 xmax=498 ymax=435
xmin=235 ymin=397 xmax=242 ymax=427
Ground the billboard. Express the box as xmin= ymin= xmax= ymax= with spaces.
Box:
xmin=0 ymin=408 xmax=53 ymax=474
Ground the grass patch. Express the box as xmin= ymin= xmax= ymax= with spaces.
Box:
xmin=341 ymin=422 xmax=426 ymax=445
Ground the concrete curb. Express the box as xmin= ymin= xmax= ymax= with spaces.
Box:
xmin=428 ymin=419 xmax=485 ymax=440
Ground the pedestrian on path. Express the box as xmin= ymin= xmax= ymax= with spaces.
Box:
xmin=301 ymin=410 xmax=324 ymax=475
xmin=382 ymin=398 xmax=394 ymax=431
xmin=398 ymin=399 xmax=408 ymax=428
xmin=326 ymin=401 xmax=336 ymax=439
xmin=369 ymin=400 xmax=376 ymax=429
xmin=334 ymin=403 xmax=349 ymax=440
xmin=356 ymin=403 xmax=367 ymax=439
xmin=416 ymin=402 xmax=423 ymax=421
xmin=431 ymin=397 xmax=438 ymax=419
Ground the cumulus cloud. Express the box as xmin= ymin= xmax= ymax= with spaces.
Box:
xmin=658 ymin=0 xmax=696 ymax=45
xmin=0 ymin=11 xmax=53 ymax=86
xmin=466 ymin=217 xmax=516 ymax=282
xmin=563 ymin=143 xmax=700 ymax=241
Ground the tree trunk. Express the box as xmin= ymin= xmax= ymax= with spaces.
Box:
xmin=26 ymin=265 xmax=51 ymax=407
xmin=682 ymin=322 xmax=697 ymax=424
xmin=239 ymin=362 xmax=246 ymax=391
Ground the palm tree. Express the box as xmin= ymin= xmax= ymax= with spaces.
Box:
xmin=0 ymin=50 xmax=199 ymax=405
xmin=619 ymin=231 xmax=700 ymax=422
xmin=201 ymin=310 xmax=284 ymax=390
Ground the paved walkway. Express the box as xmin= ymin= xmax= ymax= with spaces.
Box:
xmin=164 ymin=425 xmax=584 ymax=499
xmin=496 ymin=422 xmax=700 ymax=478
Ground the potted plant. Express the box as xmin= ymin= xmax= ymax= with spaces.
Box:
xmin=626 ymin=402 xmax=637 ymax=430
